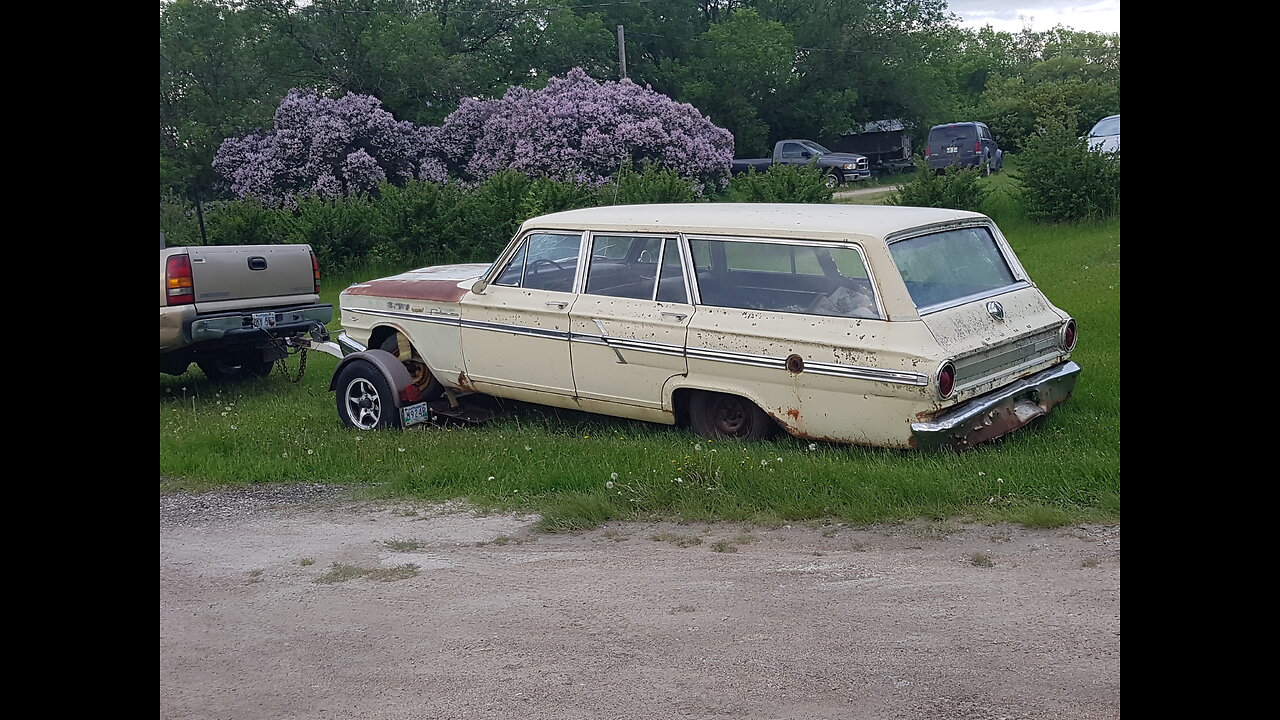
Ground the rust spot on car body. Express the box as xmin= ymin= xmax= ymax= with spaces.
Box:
xmin=785 ymin=408 xmax=801 ymax=420
xmin=345 ymin=278 xmax=468 ymax=304
xmin=456 ymin=371 xmax=477 ymax=392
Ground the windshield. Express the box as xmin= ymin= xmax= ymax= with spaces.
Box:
xmin=889 ymin=226 xmax=1017 ymax=311
xmin=799 ymin=140 xmax=831 ymax=154
xmin=1090 ymin=116 xmax=1120 ymax=137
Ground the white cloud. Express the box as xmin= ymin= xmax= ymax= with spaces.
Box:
xmin=947 ymin=0 xmax=1120 ymax=34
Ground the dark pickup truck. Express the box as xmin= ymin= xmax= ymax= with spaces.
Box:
xmin=731 ymin=139 xmax=871 ymax=188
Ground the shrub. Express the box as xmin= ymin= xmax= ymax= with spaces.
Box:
xmin=1016 ymin=114 xmax=1120 ymax=222
xmin=279 ymin=195 xmax=383 ymax=271
xmin=888 ymin=158 xmax=991 ymax=212
xmin=599 ymin=164 xmax=705 ymax=206
xmin=432 ymin=68 xmax=735 ymax=187
xmin=722 ymin=164 xmax=834 ymax=203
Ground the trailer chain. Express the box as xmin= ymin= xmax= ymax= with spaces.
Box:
xmin=258 ymin=329 xmax=309 ymax=383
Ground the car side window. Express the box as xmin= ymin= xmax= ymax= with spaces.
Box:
xmin=689 ymin=238 xmax=878 ymax=319
xmin=656 ymin=238 xmax=688 ymax=303
xmin=493 ymin=232 xmax=581 ymax=292
xmin=585 ymin=235 xmax=666 ymax=300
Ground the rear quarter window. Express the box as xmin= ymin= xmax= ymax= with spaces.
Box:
xmin=889 ymin=227 xmax=1017 ymax=311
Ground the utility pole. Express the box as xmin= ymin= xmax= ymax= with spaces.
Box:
xmin=617 ymin=24 xmax=627 ymax=80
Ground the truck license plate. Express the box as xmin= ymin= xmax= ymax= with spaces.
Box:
xmin=251 ymin=312 xmax=278 ymax=329
xmin=401 ymin=402 xmax=431 ymax=427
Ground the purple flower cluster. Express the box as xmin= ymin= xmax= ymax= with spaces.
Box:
xmin=214 ymin=89 xmax=433 ymax=205
xmin=214 ymin=70 xmax=734 ymax=202
xmin=434 ymin=69 xmax=734 ymax=185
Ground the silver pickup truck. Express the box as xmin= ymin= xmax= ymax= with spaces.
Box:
xmin=160 ymin=241 xmax=333 ymax=380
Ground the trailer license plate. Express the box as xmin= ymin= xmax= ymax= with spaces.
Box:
xmin=401 ymin=402 xmax=431 ymax=427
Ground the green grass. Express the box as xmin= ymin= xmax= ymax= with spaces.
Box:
xmin=162 ymin=176 xmax=1119 ymax=530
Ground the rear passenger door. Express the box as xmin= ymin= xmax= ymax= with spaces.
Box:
xmin=568 ymin=234 xmax=693 ymax=410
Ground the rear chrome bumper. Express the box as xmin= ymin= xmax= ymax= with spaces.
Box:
xmin=911 ymin=361 xmax=1081 ymax=451
xmin=336 ymin=332 xmax=367 ymax=355
xmin=188 ymin=304 xmax=333 ymax=343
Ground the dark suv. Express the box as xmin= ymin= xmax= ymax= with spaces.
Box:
xmin=925 ymin=121 xmax=1003 ymax=175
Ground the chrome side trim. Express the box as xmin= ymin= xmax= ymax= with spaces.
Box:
xmin=357 ymin=307 xmax=461 ymax=327
xmin=349 ymin=309 xmax=925 ymax=386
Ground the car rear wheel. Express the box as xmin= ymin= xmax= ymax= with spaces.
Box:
xmin=335 ymin=360 xmax=400 ymax=430
xmin=689 ymin=391 xmax=777 ymax=440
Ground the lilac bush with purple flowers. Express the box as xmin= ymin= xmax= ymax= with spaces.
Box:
xmin=434 ymin=69 xmax=734 ymax=186
xmin=213 ymin=90 xmax=435 ymax=206
xmin=214 ymin=70 xmax=733 ymax=204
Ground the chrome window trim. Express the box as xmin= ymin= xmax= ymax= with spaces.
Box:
xmin=581 ymin=231 xmax=674 ymax=301
xmin=913 ymin=281 xmax=1032 ymax=316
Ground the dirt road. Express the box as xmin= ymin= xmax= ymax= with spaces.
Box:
xmin=160 ymin=485 xmax=1119 ymax=720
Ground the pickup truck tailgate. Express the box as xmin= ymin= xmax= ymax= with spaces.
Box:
xmin=187 ymin=246 xmax=318 ymax=312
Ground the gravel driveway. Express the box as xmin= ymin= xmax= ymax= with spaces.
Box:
xmin=160 ymin=484 xmax=1120 ymax=720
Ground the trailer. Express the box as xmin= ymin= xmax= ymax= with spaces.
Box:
xmin=834 ymin=119 xmax=915 ymax=174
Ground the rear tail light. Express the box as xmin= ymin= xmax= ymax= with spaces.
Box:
xmin=166 ymin=254 xmax=194 ymax=306
xmin=936 ymin=361 xmax=956 ymax=399
xmin=311 ymin=251 xmax=321 ymax=294
xmin=974 ymin=140 xmax=982 ymax=153
xmin=1061 ymin=319 xmax=1078 ymax=351
xmin=399 ymin=383 xmax=423 ymax=404
xmin=925 ymin=144 xmax=932 ymax=158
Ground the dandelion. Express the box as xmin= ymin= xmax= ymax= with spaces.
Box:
xmin=281 ymin=452 xmax=289 ymax=458
xmin=525 ymin=445 xmax=531 ymax=451
xmin=676 ymin=478 xmax=683 ymax=483
xmin=997 ymin=477 xmax=1004 ymax=484
xmin=979 ymin=471 xmax=986 ymax=476
xmin=606 ymin=481 xmax=615 ymax=489
xmin=221 ymin=412 xmax=228 ymax=417
xmin=398 ymin=447 xmax=405 ymax=452
xmin=807 ymin=443 xmax=817 ymax=451
xmin=776 ymin=457 xmax=783 ymax=462
xmin=694 ymin=443 xmax=702 ymax=451
xmin=611 ymin=472 xmax=619 ymax=481
xmin=488 ymin=476 xmax=495 ymax=481
xmin=307 ymin=449 xmax=314 ymax=455
xmin=761 ymin=459 xmax=769 ymax=466
xmin=230 ymin=425 xmax=237 ymax=430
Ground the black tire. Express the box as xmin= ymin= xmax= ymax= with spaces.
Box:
xmin=823 ymin=172 xmax=841 ymax=190
xmin=689 ymin=391 xmax=777 ymax=440
xmin=335 ymin=360 xmax=401 ymax=430
xmin=197 ymin=351 xmax=274 ymax=382
xmin=380 ymin=334 xmax=445 ymax=401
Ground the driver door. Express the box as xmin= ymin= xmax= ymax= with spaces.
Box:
xmin=460 ymin=232 xmax=583 ymax=398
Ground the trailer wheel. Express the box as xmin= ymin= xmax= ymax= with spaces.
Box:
xmin=689 ymin=391 xmax=777 ymax=440
xmin=335 ymin=360 xmax=401 ymax=430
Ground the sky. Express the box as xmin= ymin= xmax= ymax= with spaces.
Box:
xmin=946 ymin=0 xmax=1120 ymax=35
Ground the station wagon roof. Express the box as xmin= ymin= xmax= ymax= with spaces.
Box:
xmin=521 ymin=203 xmax=987 ymax=241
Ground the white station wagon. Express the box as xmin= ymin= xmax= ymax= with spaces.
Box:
xmin=331 ymin=203 xmax=1080 ymax=450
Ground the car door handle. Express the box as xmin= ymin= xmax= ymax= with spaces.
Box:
xmin=661 ymin=312 xmax=688 ymax=321
xmin=545 ymin=301 xmax=568 ymax=309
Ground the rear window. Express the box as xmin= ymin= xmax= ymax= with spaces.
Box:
xmin=889 ymin=227 xmax=1017 ymax=311
xmin=928 ymin=125 xmax=977 ymax=145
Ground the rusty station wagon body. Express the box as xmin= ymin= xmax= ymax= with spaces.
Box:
xmin=331 ymin=203 xmax=1079 ymax=450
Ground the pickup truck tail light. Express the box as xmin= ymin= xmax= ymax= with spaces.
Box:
xmin=936 ymin=361 xmax=956 ymax=399
xmin=974 ymin=140 xmax=982 ymax=153
xmin=311 ymin=251 xmax=321 ymax=294
xmin=924 ymin=144 xmax=932 ymax=158
xmin=166 ymin=254 xmax=195 ymax=305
